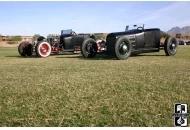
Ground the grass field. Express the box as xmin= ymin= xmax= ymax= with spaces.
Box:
xmin=0 ymin=46 xmax=190 ymax=127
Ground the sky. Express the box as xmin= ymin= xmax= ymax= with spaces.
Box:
xmin=0 ymin=1 xmax=190 ymax=36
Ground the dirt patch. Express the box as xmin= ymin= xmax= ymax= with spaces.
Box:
xmin=0 ymin=41 xmax=21 ymax=47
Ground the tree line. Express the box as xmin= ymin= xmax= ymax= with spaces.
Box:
xmin=0 ymin=31 xmax=190 ymax=43
xmin=0 ymin=34 xmax=41 ymax=42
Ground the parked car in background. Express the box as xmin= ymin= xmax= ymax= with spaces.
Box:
xmin=178 ymin=40 xmax=186 ymax=45
xmin=185 ymin=41 xmax=190 ymax=45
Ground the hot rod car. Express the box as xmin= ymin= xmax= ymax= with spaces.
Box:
xmin=81 ymin=24 xmax=178 ymax=60
xmin=18 ymin=29 xmax=97 ymax=58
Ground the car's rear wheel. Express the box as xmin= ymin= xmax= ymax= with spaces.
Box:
xmin=35 ymin=41 xmax=51 ymax=58
xmin=115 ymin=37 xmax=132 ymax=60
xmin=18 ymin=41 xmax=33 ymax=57
xmin=164 ymin=36 xmax=178 ymax=56
xmin=81 ymin=38 xmax=98 ymax=58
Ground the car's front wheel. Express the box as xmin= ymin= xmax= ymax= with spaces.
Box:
xmin=81 ymin=38 xmax=98 ymax=58
xmin=115 ymin=37 xmax=132 ymax=60
xmin=35 ymin=41 xmax=52 ymax=58
xmin=164 ymin=36 xmax=178 ymax=56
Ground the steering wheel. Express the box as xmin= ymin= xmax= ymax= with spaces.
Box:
xmin=137 ymin=27 xmax=144 ymax=31
xmin=72 ymin=31 xmax=77 ymax=35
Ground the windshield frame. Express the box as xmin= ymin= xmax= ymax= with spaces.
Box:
xmin=61 ymin=29 xmax=72 ymax=35
xmin=125 ymin=24 xmax=145 ymax=31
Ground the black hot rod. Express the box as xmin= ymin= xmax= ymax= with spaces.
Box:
xmin=81 ymin=24 xmax=178 ymax=60
xmin=18 ymin=29 xmax=96 ymax=58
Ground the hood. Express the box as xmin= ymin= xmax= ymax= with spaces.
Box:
xmin=107 ymin=29 xmax=141 ymax=37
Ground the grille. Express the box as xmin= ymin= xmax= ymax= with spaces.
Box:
xmin=126 ymin=35 xmax=136 ymax=49
xmin=106 ymin=35 xmax=116 ymax=55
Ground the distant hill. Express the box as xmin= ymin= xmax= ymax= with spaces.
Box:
xmin=167 ymin=26 xmax=190 ymax=34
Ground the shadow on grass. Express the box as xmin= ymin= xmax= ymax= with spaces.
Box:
xmin=5 ymin=53 xmax=167 ymax=60
xmin=50 ymin=52 xmax=80 ymax=56
xmin=5 ymin=55 xmax=38 ymax=58
xmin=130 ymin=54 xmax=166 ymax=57
xmin=56 ymin=53 xmax=167 ymax=60
xmin=5 ymin=52 xmax=80 ymax=58
xmin=56 ymin=54 xmax=117 ymax=60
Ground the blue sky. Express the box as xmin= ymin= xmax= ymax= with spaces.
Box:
xmin=0 ymin=1 xmax=190 ymax=36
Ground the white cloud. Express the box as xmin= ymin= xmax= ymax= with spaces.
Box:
xmin=133 ymin=2 xmax=190 ymax=30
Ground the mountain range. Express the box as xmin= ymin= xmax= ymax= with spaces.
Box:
xmin=167 ymin=26 xmax=190 ymax=34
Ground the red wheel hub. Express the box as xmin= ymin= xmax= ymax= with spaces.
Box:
xmin=40 ymin=43 xmax=50 ymax=55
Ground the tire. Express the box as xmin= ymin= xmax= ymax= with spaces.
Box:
xmin=81 ymin=38 xmax=98 ymax=58
xmin=164 ymin=36 xmax=178 ymax=56
xmin=18 ymin=41 xmax=33 ymax=57
xmin=35 ymin=41 xmax=51 ymax=58
xmin=115 ymin=37 xmax=132 ymax=60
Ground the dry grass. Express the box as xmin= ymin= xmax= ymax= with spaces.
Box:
xmin=0 ymin=41 xmax=21 ymax=47
xmin=0 ymin=46 xmax=190 ymax=126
